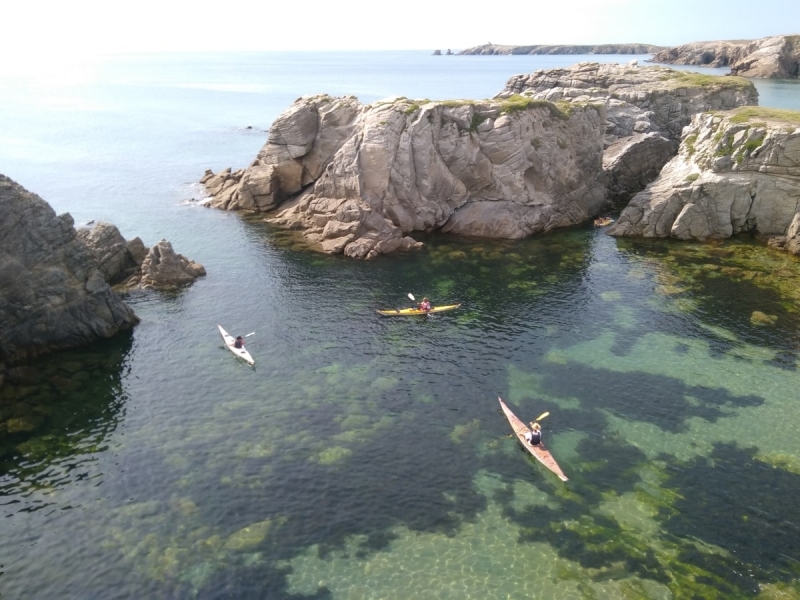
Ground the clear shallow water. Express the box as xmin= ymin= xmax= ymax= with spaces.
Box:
xmin=2 ymin=52 xmax=800 ymax=599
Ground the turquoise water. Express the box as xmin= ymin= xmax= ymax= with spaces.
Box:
xmin=2 ymin=52 xmax=800 ymax=599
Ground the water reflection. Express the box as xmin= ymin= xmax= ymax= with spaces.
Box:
xmin=0 ymin=332 xmax=133 ymax=503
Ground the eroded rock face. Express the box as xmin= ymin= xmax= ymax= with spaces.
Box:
xmin=496 ymin=62 xmax=757 ymax=203
xmin=136 ymin=240 xmax=207 ymax=289
xmin=0 ymin=175 xmax=139 ymax=363
xmin=608 ymin=109 xmax=800 ymax=245
xmin=651 ymin=35 xmax=800 ymax=79
xmin=202 ymin=94 xmax=607 ymax=258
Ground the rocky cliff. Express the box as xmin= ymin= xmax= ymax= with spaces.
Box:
xmin=608 ymin=107 xmax=800 ymax=248
xmin=650 ymin=35 xmax=800 ymax=79
xmin=497 ymin=62 xmax=758 ymax=202
xmin=0 ymin=175 xmax=139 ymax=363
xmin=460 ymin=43 xmax=665 ymax=56
xmin=202 ymin=94 xmax=607 ymax=258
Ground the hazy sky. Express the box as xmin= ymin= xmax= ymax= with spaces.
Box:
xmin=2 ymin=0 xmax=797 ymax=56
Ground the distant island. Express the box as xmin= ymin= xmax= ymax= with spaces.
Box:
xmin=458 ymin=43 xmax=665 ymax=55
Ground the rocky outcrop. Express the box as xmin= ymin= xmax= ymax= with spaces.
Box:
xmin=78 ymin=222 xmax=206 ymax=290
xmin=0 ymin=175 xmax=139 ymax=363
xmin=607 ymin=108 xmax=800 ymax=247
xmin=497 ymin=63 xmax=758 ymax=145
xmin=135 ymin=240 xmax=207 ymax=288
xmin=460 ymin=43 xmax=665 ymax=56
xmin=201 ymin=94 xmax=607 ymax=258
xmin=651 ymin=35 xmax=800 ymax=79
xmin=497 ymin=62 xmax=758 ymax=202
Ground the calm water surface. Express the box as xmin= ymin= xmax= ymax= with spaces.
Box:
xmin=1 ymin=52 xmax=800 ymax=599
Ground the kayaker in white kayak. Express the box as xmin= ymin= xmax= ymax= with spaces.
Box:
xmin=234 ymin=336 xmax=245 ymax=349
xmin=524 ymin=422 xmax=542 ymax=446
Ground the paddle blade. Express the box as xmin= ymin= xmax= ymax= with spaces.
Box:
xmin=244 ymin=332 xmax=256 ymax=337
xmin=408 ymin=293 xmax=416 ymax=301
xmin=534 ymin=411 xmax=550 ymax=422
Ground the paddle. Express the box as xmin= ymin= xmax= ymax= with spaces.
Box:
xmin=408 ymin=293 xmax=415 ymax=302
xmin=534 ymin=411 xmax=549 ymax=422
xmin=244 ymin=332 xmax=256 ymax=337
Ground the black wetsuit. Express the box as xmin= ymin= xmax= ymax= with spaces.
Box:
xmin=527 ymin=430 xmax=542 ymax=446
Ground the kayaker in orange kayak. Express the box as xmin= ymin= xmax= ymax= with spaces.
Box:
xmin=524 ymin=422 xmax=542 ymax=446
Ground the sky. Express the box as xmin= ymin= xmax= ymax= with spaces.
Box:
xmin=1 ymin=0 xmax=797 ymax=57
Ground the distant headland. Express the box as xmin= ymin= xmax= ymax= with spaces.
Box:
xmin=456 ymin=43 xmax=666 ymax=55
xmin=451 ymin=34 xmax=800 ymax=79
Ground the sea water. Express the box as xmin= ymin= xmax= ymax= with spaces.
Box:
xmin=1 ymin=51 xmax=800 ymax=599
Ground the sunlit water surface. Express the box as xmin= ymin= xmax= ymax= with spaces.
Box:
xmin=1 ymin=51 xmax=800 ymax=599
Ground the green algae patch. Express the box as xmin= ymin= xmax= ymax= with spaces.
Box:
xmin=600 ymin=291 xmax=622 ymax=301
xmin=224 ymin=518 xmax=279 ymax=551
xmin=314 ymin=446 xmax=353 ymax=465
xmin=751 ymin=310 xmax=778 ymax=325
xmin=449 ymin=418 xmax=481 ymax=444
xmin=755 ymin=451 xmax=800 ymax=475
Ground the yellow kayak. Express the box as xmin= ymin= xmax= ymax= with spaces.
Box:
xmin=376 ymin=303 xmax=461 ymax=316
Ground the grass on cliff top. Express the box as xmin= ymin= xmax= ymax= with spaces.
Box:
xmin=729 ymin=106 xmax=800 ymax=126
xmin=663 ymin=71 xmax=753 ymax=90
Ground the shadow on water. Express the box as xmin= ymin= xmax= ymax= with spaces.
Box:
xmin=0 ymin=331 xmax=133 ymax=503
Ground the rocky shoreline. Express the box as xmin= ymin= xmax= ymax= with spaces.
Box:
xmin=0 ymin=175 xmax=205 ymax=365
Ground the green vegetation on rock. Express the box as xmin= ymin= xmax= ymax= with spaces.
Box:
xmin=729 ymin=106 xmax=800 ymax=126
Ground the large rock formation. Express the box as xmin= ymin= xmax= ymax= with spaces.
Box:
xmin=0 ymin=175 xmax=139 ymax=363
xmin=202 ymin=94 xmax=608 ymax=258
xmin=459 ymin=43 xmax=665 ymax=56
xmin=496 ymin=62 xmax=758 ymax=203
xmin=651 ymin=35 xmax=800 ymax=79
xmin=78 ymin=222 xmax=206 ymax=289
xmin=200 ymin=64 xmax=759 ymax=257
xmin=608 ymin=107 xmax=800 ymax=247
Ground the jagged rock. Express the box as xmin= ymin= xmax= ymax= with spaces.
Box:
xmin=651 ymin=35 xmax=800 ymax=79
xmin=0 ymin=174 xmax=138 ymax=363
xmin=432 ymin=49 xmax=442 ymax=56
xmin=608 ymin=108 xmax=800 ymax=245
xmin=133 ymin=240 xmax=206 ymax=289
xmin=459 ymin=43 xmax=666 ymax=56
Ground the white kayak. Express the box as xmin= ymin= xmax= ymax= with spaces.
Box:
xmin=218 ymin=325 xmax=254 ymax=365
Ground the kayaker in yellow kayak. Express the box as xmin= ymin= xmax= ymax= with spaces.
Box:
xmin=417 ymin=297 xmax=432 ymax=311
xmin=524 ymin=422 xmax=542 ymax=446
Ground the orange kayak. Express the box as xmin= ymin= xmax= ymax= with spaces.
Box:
xmin=498 ymin=396 xmax=568 ymax=482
